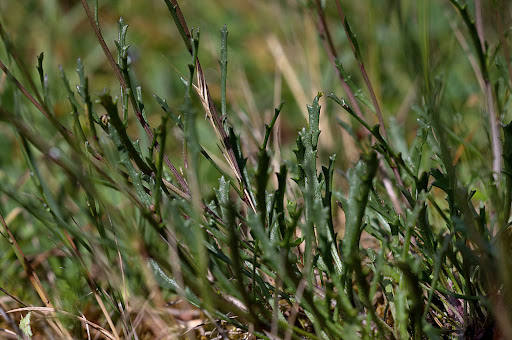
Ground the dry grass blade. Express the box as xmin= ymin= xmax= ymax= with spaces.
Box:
xmin=0 ymin=303 xmax=27 ymax=340
xmin=6 ymin=307 xmax=116 ymax=340
xmin=333 ymin=0 xmax=388 ymax=141
xmin=0 ymin=212 xmax=71 ymax=339
xmin=166 ymin=0 xmax=257 ymax=211
xmin=0 ymin=213 xmax=51 ymax=308
xmin=63 ymin=230 xmax=121 ymax=340
xmin=309 ymin=1 xmax=367 ymax=126
xmin=266 ymin=35 xmax=309 ymax=121
xmin=474 ymin=0 xmax=501 ymax=183
xmin=193 ymin=63 xmax=256 ymax=212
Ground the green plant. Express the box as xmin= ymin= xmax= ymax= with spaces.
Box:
xmin=0 ymin=0 xmax=511 ymax=339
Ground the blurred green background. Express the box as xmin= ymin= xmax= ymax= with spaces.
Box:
xmin=1 ymin=0 xmax=505 ymax=175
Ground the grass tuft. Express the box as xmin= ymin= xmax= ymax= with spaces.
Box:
xmin=0 ymin=0 xmax=511 ymax=339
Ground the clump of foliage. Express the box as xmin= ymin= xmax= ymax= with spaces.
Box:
xmin=0 ymin=0 xmax=511 ymax=339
